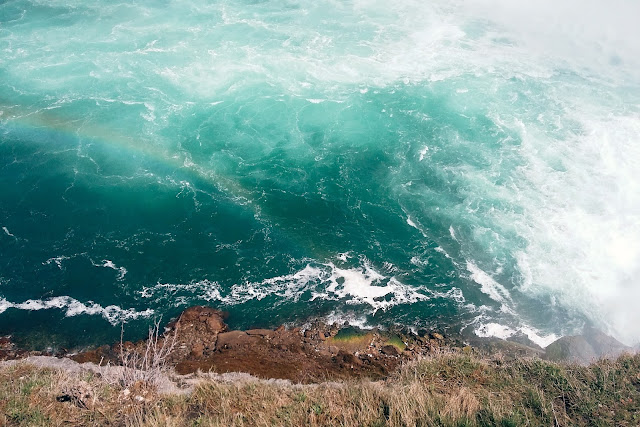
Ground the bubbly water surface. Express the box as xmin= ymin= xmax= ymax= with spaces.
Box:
xmin=1 ymin=0 xmax=640 ymax=348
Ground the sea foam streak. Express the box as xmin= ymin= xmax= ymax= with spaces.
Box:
xmin=142 ymin=258 xmax=435 ymax=312
xmin=474 ymin=322 xmax=558 ymax=349
xmin=0 ymin=296 xmax=153 ymax=325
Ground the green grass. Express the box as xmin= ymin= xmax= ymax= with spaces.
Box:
xmin=1 ymin=352 xmax=639 ymax=426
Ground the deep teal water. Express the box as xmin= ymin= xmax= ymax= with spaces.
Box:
xmin=1 ymin=0 xmax=640 ymax=349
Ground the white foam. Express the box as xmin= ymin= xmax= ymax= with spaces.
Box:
xmin=434 ymin=247 xmax=452 ymax=259
xmin=326 ymin=261 xmax=429 ymax=311
xmin=116 ymin=0 xmax=591 ymax=100
xmin=43 ymin=256 xmax=70 ymax=270
xmin=336 ymin=252 xmax=351 ymax=262
xmin=140 ymin=279 xmax=222 ymax=306
xmin=143 ymin=258 xmax=435 ymax=312
xmin=519 ymin=325 xmax=559 ymax=348
xmin=100 ymin=260 xmax=127 ymax=280
xmin=320 ymin=311 xmax=372 ymax=330
xmin=449 ymin=226 xmax=457 ymax=241
xmin=2 ymin=227 xmax=15 ymax=238
xmin=475 ymin=322 xmax=514 ymax=340
xmin=463 ymin=0 xmax=640 ymax=81
xmin=418 ymin=146 xmax=429 ymax=161
xmin=406 ymin=216 xmax=418 ymax=228
xmin=475 ymin=107 xmax=640 ymax=345
xmin=466 ymin=261 xmax=512 ymax=305
xmin=474 ymin=322 xmax=559 ymax=348
xmin=436 ymin=287 xmax=467 ymax=305
xmin=410 ymin=256 xmax=427 ymax=266
xmin=0 ymin=296 xmax=153 ymax=325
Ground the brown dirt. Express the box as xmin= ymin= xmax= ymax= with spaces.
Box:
xmin=69 ymin=306 xmax=456 ymax=383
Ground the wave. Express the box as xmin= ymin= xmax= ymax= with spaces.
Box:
xmin=474 ymin=321 xmax=558 ymax=348
xmin=0 ymin=296 xmax=154 ymax=325
xmin=141 ymin=257 xmax=438 ymax=313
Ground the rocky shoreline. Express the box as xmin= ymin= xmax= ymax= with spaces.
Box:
xmin=71 ymin=306 xmax=466 ymax=382
xmin=1 ymin=305 xmax=635 ymax=383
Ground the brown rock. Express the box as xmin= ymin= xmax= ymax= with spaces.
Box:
xmin=337 ymin=350 xmax=362 ymax=366
xmin=0 ymin=336 xmax=12 ymax=348
xmin=246 ymin=329 xmax=274 ymax=338
xmin=381 ymin=345 xmax=399 ymax=356
xmin=178 ymin=306 xmax=227 ymax=326
xmin=430 ymin=332 xmax=444 ymax=340
xmin=191 ymin=342 xmax=204 ymax=358
xmin=318 ymin=349 xmax=331 ymax=357
xmin=217 ymin=331 xmax=259 ymax=350
xmin=70 ymin=305 xmax=411 ymax=383
xmin=206 ymin=315 xmax=226 ymax=333
xmin=179 ymin=306 xmax=204 ymax=322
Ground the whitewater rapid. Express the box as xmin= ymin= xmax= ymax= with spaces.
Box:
xmin=1 ymin=0 xmax=639 ymax=347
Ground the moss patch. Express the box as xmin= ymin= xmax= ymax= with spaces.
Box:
xmin=383 ymin=335 xmax=406 ymax=352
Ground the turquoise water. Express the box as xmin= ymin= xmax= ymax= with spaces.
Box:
xmin=2 ymin=0 xmax=640 ymax=349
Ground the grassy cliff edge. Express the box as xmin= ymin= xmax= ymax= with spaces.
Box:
xmin=1 ymin=350 xmax=639 ymax=426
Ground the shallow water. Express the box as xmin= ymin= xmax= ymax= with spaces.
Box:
xmin=1 ymin=0 xmax=639 ymax=349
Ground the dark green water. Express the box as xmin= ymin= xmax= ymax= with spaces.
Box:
xmin=2 ymin=0 xmax=640 ymax=349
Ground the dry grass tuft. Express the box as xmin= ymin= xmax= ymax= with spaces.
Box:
xmin=442 ymin=387 xmax=480 ymax=419
xmin=1 ymin=351 xmax=639 ymax=426
xmin=114 ymin=318 xmax=178 ymax=390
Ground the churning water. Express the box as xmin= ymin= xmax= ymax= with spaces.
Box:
xmin=1 ymin=0 xmax=639 ymax=348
